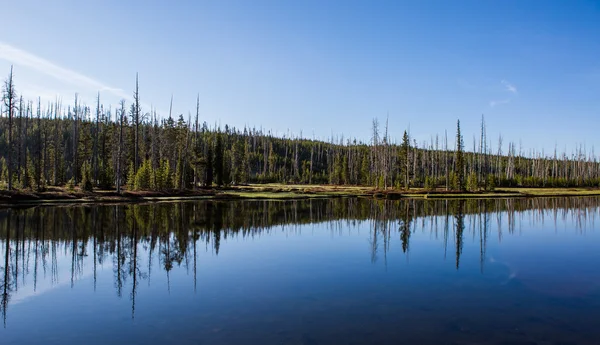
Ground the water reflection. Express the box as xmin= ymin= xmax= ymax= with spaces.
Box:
xmin=0 ymin=197 xmax=599 ymax=338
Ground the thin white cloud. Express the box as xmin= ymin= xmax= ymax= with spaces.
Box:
xmin=490 ymin=99 xmax=510 ymax=108
xmin=501 ymin=79 xmax=517 ymax=94
xmin=0 ymin=41 xmax=145 ymax=108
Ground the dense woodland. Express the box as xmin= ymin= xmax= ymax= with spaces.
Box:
xmin=2 ymin=67 xmax=600 ymax=193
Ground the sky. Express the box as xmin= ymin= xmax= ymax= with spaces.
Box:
xmin=1 ymin=0 xmax=599 ymax=154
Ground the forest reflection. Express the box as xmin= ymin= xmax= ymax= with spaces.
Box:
xmin=1 ymin=196 xmax=599 ymax=324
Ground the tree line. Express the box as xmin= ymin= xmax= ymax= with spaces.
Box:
xmin=2 ymin=67 xmax=600 ymax=193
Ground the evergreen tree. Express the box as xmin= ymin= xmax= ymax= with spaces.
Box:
xmin=485 ymin=174 xmax=496 ymax=191
xmin=134 ymin=159 xmax=152 ymax=191
xmin=467 ymin=171 xmax=478 ymax=192
xmin=400 ymin=130 xmax=410 ymax=190
xmin=360 ymin=153 xmax=370 ymax=185
xmin=214 ymin=133 xmax=224 ymax=186
xmin=204 ymin=140 xmax=214 ymax=187
xmin=232 ymin=139 xmax=244 ymax=184
xmin=81 ymin=160 xmax=93 ymax=192
xmin=1 ymin=68 xmax=599 ymax=193
xmin=0 ymin=157 xmax=7 ymax=189
xmin=455 ymin=120 xmax=465 ymax=191
xmin=126 ymin=163 xmax=136 ymax=191
xmin=341 ymin=155 xmax=349 ymax=185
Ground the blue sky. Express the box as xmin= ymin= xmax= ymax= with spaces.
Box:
xmin=1 ymin=0 xmax=599 ymax=153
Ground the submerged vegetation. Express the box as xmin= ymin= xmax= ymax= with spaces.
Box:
xmin=2 ymin=68 xmax=600 ymax=197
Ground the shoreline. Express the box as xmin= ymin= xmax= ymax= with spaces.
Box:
xmin=2 ymin=184 xmax=600 ymax=208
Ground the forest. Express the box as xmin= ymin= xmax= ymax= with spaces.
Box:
xmin=2 ymin=67 xmax=600 ymax=194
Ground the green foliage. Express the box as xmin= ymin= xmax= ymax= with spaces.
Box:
xmin=81 ymin=161 xmax=93 ymax=192
xmin=0 ymin=157 xmax=7 ymax=190
xmin=173 ymin=158 xmax=183 ymax=190
xmin=454 ymin=120 xmax=465 ymax=191
xmin=223 ymin=150 xmax=231 ymax=186
xmin=66 ymin=177 xmax=75 ymax=191
xmin=449 ymin=172 xmax=458 ymax=191
xmin=97 ymin=163 xmax=114 ymax=189
xmin=126 ymin=163 xmax=136 ymax=191
xmin=204 ymin=143 xmax=214 ymax=187
xmin=467 ymin=172 xmax=478 ymax=192
xmin=231 ymin=139 xmax=245 ymax=185
xmin=360 ymin=155 xmax=370 ymax=185
xmin=485 ymin=175 xmax=496 ymax=191
xmin=400 ymin=130 xmax=410 ymax=190
xmin=157 ymin=159 xmax=173 ymax=190
xmin=214 ymin=134 xmax=224 ymax=186
xmin=424 ymin=176 xmax=435 ymax=191
xmin=455 ymin=120 xmax=465 ymax=191
xmin=377 ymin=175 xmax=384 ymax=190
xmin=134 ymin=160 xmax=152 ymax=191
xmin=26 ymin=156 xmax=45 ymax=191
xmin=341 ymin=155 xmax=349 ymax=185
xmin=2 ymin=84 xmax=600 ymax=194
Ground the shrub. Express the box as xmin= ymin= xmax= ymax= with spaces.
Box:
xmin=467 ymin=172 xmax=478 ymax=192
xmin=81 ymin=161 xmax=93 ymax=192
xmin=485 ymin=175 xmax=496 ymax=191
xmin=424 ymin=176 xmax=435 ymax=191
xmin=66 ymin=177 xmax=75 ymax=191
xmin=134 ymin=160 xmax=152 ymax=191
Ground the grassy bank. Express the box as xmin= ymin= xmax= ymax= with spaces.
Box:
xmin=2 ymin=184 xmax=600 ymax=207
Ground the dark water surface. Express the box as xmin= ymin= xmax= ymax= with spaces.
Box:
xmin=1 ymin=197 xmax=600 ymax=345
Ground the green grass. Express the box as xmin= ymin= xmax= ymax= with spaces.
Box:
xmin=233 ymin=184 xmax=600 ymax=199
xmin=2 ymin=184 xmax=600 ymax=208
xmin=222 ymin=191 xmax=323 ymax=199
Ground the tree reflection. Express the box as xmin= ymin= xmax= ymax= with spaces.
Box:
xmin=0 ymin=196 xmax=599 ymax=324
xmin=1 ymin=211 xmax=11 ymax=327
xmin=454 ymin=200 xmax=465 ymax=270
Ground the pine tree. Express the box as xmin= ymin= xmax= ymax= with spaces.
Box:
xmin=214 ymin=133 xmax=224 ymax=186
xmin=81 ymin=160 xmax=93 ymax=192
xmin=204 ymin=140 xmax=214 ymax=187
xmin=126 ymin=163 xmax=136 ymax=191
xmin=341 ymin=155 xmax=349 ymax=185
xmin=400 ymin=130 xmax=410 ymax=190
xmin=241 ymin=139 xmax=249 ymax=184
xmin=134 ymin=159 xmax=152 ymax=191
xmin=467 ymin=171 xmax=478 ymax=192
xmin=232 ymin=139 xmax=244 ymax=184
xmin=360 ymin=153 xmax=370 ymax=185
xmin=0 ymin=158 xmax=7 ymax=189
xmin=174 ymin=158 xmax=183 ymax=190
xmin=155 ymin=159 xmax=173 ymax=191
xmin=455 ymin=120 xmax=465 ymax=191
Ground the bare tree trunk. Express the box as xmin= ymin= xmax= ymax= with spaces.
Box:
xmin=36 ymin=98 xmax=42 ymax=190
xmin=445 ymin=130 xmax=449 ymax=191
xmin=194 ymin=94 xmax=200 ymax=189
xmin=116 ymin=100 xmax=125 ymax=193
xmin=3 ymin=66 xmax=15 ymax=190
xmin=73 ymin=95 xmax=79 ymax=184
xmin=93 ymin=93 xmax=100 ymax=185
xmin=133 ymin=74 xmax=140 ymax=174
xmin=53 ymin=99 xmax=60 ymax=185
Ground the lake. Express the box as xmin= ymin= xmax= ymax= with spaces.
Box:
xmin=1 ymin=197 xmax=600 ymax=344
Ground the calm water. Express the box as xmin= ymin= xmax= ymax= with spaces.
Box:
xmin=1 ymin=197 xmax=600 ymax=344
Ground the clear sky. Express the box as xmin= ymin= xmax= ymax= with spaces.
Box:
xmin=1 ymin=0 xmax=599 ymax=153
